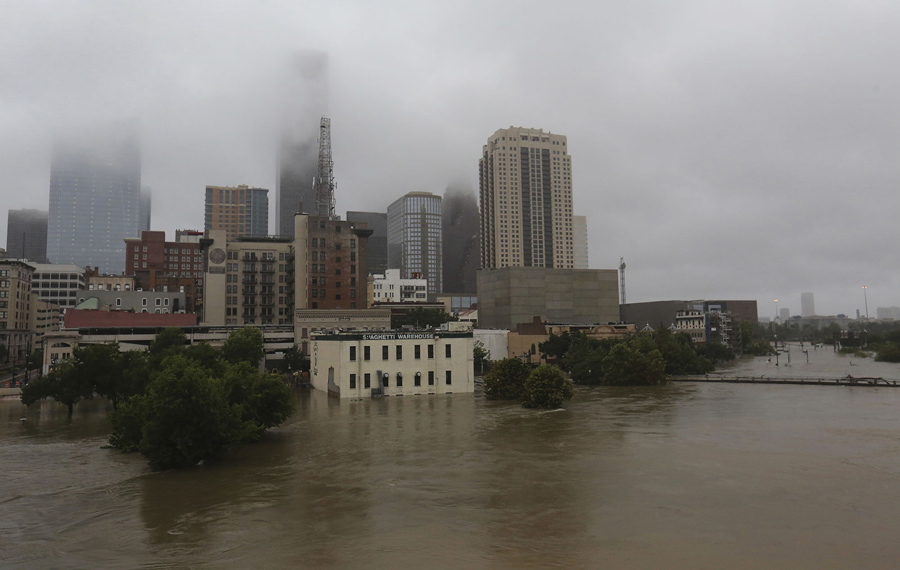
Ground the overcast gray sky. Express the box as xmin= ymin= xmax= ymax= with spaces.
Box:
xmin=2 ymin=0 xmax=898 ymax=318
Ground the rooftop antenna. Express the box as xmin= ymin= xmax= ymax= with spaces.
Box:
xmin=619 ymin=257 xmax=626 ymax=305
xmin=313 ymin=117 xmax=336 ymax=219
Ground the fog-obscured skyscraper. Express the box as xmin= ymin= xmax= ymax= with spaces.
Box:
xmin=387 ymin=192 xmax=442 ymax=295
xmin=479 ymin=126 xmax=574 ymax=269
xmin=347 ymin=211 xmax=387 ymax=275
xmin=140 ymin=186 xmax=152 ymax=232
xmin=47 ymin=122 xmax=141 ymax=274
xmin=6 ymin=209 xmax=48 ymax=263
xmin=801 ymin=292 xmax=815 ymax=317
xmin=441 ymin=187 xmax=479 ymax=294
xmin=276 ymin=52 xmax=328 ymax=237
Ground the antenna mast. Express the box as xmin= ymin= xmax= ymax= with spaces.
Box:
xmin=314 ymin=117 xmax=336 ymax=219
xmin=619 ymin=257 xmax=626 ymax=305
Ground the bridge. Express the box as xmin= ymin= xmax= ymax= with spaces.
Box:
xmin=671 ymin=375 xmax=900 ymax=387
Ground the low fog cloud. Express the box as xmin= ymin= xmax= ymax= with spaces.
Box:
xmin=2 ymin=0 xmax=899 ymax=316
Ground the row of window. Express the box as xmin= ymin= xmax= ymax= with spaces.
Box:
xmin=349 ymin=344 xmax=451 ymax=361
xmin=348 ymin=370 xmax=452 ymax=389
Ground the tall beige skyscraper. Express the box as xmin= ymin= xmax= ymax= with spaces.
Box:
xmin=479 ymin=126 xmax=574 ymax=269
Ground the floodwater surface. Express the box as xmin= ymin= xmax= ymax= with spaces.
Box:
xmin=2 ymin=349 xmax=900 ymax=569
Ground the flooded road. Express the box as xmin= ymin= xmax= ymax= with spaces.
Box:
xmin=2 ymin=350 xmax=900 ymax=569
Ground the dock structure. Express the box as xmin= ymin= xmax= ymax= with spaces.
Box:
xmin=671 ymin=375 xmax=899 ymax=387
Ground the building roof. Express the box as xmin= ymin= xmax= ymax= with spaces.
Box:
xmin=64 ymin=310 xmax=197 ymax=329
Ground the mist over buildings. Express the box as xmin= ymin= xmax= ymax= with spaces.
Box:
xmin=3 ymin=1 xmax=900 ymax=315
xmin=441 ymin=185 xmax=479 ymax=294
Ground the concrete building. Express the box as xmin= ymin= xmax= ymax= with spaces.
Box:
xmin=0 ymin=259 xmax=35 ymax=367
xmin=30 ymin=297 xmax=61 ymax=340
xmin=479 ymin=126 xmax=574 ymax=270
xmin=371 ymin=269 xmax=428 ymax=303
xmin=85 ymin=272 xmax=134 ymax=293
xmin=779 ymin=308 xmax=791 ymax=322
xmin=295 ymin=307 xmax=391 ymax=354
xmin=306 ymin=216 xmax=372 ymax=310
xmin=309 ymin=329 xmax=474 ymax=398
xmin=6 ymin=209 xmax=48 ymax=264
xmin=201 ymin=231 xmax=298 ymax=326
xmin=75 ymin=290 xmax=187 ymax=314
xmin=204 ymin=185 xmax=269 ymax=240
xmin=139 ymin=186 xmax=152 ymax=232
xmin=346 ymin=211 xmax=388 ymax=275
xmin=47 ymin=123 xmax=142 ymax=274
xmin=573 ymin=215 xmax=588 ymax=269
xmin=877 ymin=306 xmax=900 ymax=321
xmin=387 ymin=192 xmax=442 ymax=295
xmin=29 ymin=263 xmax=86 ymax=310
xmin=801 ymin=292 xmax=815 ymax=317
xmin=506 ymin=317 xmax=634 ymax=364
xmin=123 ymin=230 xmax=204 ymax=314
xmin=477 ymin=267 xmax=619 ymax=331
xmin=621 ymin=300 xmax=759 ymax=330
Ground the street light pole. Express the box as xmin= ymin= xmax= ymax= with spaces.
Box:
xmin=862 ymin=286 xmax=869 ymax=322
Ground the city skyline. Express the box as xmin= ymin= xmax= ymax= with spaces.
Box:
xmin=2 ymin=2 xmax=900 ymax=316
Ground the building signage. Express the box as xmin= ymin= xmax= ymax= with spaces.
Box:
xmin=362 ymin=333 xmax=433 ymax=341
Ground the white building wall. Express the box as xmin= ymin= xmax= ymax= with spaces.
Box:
xmin=311 ymin=332 xmax=474 ymax=398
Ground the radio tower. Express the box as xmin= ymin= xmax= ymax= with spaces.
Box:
xmin=619 ymin=257 xmax=626 ymax=305
xmin=313 ymin=117 xmax=336 ymax=219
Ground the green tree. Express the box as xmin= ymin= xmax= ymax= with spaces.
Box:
xmin=72 ymin=343 xmax=126 ymax=408
xmin=132 ymin=356 xmax=248 ymax=470
xmin=695 ymin=342 xmax=735 ymax=364
xmin=222 ymin=327 xmax=265 ymax=366
xmin=875 ymin=343 xmax=900 ymax=363
xmin=223 ymin=362 xmax=294 ymax=441
xmin=148 ymin=328 xmax=187 ymax=367
xmin=521 ymin=364 xmax=574 ymax=409
xmin=20 ymin=361 xmax=94 ymax=416
xmin=652 ymin=328 xmax=712 ymax=375
xmin=601 ymin=341 xmax=667 ymax=386
xmin=184 ymin=342 xmax=225 ymax=376
xmin=563 ymin=334 xmax=608 ymax=384
xmin=482 ymin=357 xmax=531 ymax=400
xmin=390 ymin=308 xmax=454 ymax=330
xmin=26 ymin=348 xmax=43 ymax=377
xmin=282 ymin=345 xmax=308 ymax=374
xmin=473 ymin=340 xmax=491 ymax=375
xmin=539 ymin=331 xmax=580 ymax=363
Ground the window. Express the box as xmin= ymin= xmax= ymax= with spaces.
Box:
xmin=428 ymin=345 xmax=434 ymax=359
xmin=350 ymin=374 xmax=357 ymax=389
xmin=364 ymin=346 xmax=370 ymax=361
xmin=396 ymin=346 xmax=402 ymax=360
xmin=415 ymin=345 xmax=421 ymax=359
xmin=349 ymin=346 xmax=356 ymax=361
xmin=414 ymin=372 xmax=421 ymax=387
xmin=155 ymin=298 xmax=161 ymax=306
xmin=142 ymin=298 xmax=147 ymax=306
xmin=396 ymin=373 xmax=402 ymax=387
xmin=383 ymin=374 xmax=388 ymax=387
xmin=445 ymin=371 xmax=452 ymax=385
xmin=428 ymin=371 xmax=434 ymax=385
xmin=382 ymin=345 xmax=389 ymax=360
xmin=445 ymin=345 xmax=452 ymax=358
xmin=364 ymin=373 xmax=370 ymax=388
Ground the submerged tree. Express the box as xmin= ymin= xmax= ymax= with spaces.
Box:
xmin=521 ymin=364 xmax=574 ymax=409
xmin=482 ymin=357 xmax=531 ymax=400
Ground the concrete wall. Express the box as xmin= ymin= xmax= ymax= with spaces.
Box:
xmin=477 ymin=267 xmax=619 ymax=330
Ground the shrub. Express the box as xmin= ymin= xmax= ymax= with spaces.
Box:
xmin=521 ymin=364 xmax=574 ymax=409
xmin=483 ymin=358 xmax=531 ymax=400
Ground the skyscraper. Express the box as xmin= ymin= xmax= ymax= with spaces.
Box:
xmin=387 ymin=192 xmax=442 ymax=295
xmin=204 ymin=185 xmax=269 ymax=240
xmin=276 ymin=52 xmax=328 ymax=237
xmin=47 ymin=123 xmax=142 ymax=274
xmin=479 ymin=126 xmax=574 ymax=270
xmin=573 ymin=215 xmax=589 ymax=269
xmin=140 ymin=186 xmax=152 ymax=232
xmin=6 ymin=209 xmax=48 ymax=263
xmin=801 ymin=292 xmax=815 ymax=317
xmin=347 ymin=211 xmax=387 ymax=275
xmin=441 ymin=187 xmax=479 ymax=294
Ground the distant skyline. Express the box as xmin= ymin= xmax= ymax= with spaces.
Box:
xmin=2 ymin=1 xmax=900 ymax=316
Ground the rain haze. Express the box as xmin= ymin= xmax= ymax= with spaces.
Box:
xmin=2 ymin=0 xmax=898 ymax=318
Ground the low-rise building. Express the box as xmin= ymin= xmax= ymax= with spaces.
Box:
xmin=310 ymin=330 xmax=474 ymax=398
xmin=29 ymin=263 xmax=86 ymax=310
xmin=0 ymin=259 xmax=35 ymax=366
xmin=371 ymin=269 xmax=428 ymax=303
xmin=74 ymin=290 xmax=187 ymax=314
xmin=295 ymin=308 xmax=391 ymax=354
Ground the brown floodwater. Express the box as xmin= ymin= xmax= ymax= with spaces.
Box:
xmin=2 ymin=346 xmax=900 ymax=569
